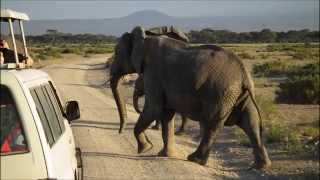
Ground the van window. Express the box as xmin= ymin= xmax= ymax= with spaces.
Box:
xmin=30 ymin=83 xmax=65 ymax=147
xmin=30 ymin=89 xmax=55 ymax=146
xmin=0 ymin=85 xmax=28 ymax=155
xmin=44 ymin=83 xmax=65 ymax=132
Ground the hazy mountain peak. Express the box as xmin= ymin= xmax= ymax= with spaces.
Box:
xmin=125 ymin=10 xmax=172 ymax=19
xmin=128 ymin=10 xmax=170 ymax=17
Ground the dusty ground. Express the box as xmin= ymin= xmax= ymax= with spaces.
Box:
xmin=42 ymin=54 xmax=319 ymax=180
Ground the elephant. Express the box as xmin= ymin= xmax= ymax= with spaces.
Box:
xmin=132 ymin=26 xmax=190 ymax=134
xmin=133 ymin=74 xmax=189 ymax=135
xmin=110 ymin=26 xmax=271 ymax=169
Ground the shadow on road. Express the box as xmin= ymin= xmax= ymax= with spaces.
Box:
xmin=83 ymin=151 xmax=188 ymax=162
xmin=71 ymin=120 xmax=136 ymax=131
xmin=61 ymin=83 xmax=107 ymax=89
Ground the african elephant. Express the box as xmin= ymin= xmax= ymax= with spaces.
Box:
xmin=133 ymin=26 xmax=190 ymax=134
xmin=133 ymin=74 xmax=189 ymax=135
xmin=110 ymin=26 xmax=271 ymax=169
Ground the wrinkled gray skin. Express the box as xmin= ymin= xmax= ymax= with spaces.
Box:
xmin=110 ymin=26 xmax=271 ymax=169
xmin=133 ymin=74 xmax=188 ymax=135
xmin=133 ymin=26 xmax=190 ymax=134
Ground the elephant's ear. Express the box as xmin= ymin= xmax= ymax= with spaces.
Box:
xmin=146 ymin=26 xmax=168 ymax=35
xmin=169 ymin=26 xmax=190 ymax=43
xmin=131 ymin=26 xmax=146 ymax=74
xmin=146 ymin=26 xmax=189 ymax=43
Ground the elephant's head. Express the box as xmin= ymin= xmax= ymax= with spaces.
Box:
xmin=110 ymin=26 xmax=146 ymax=133
xmin=110 ymin=26 xmax=189 ymax=133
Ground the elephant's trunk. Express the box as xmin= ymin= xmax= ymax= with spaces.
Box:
xmin=133 ymin=93 xmax=142 ymax=114
xmin=110 ymin=75 xmax=127 ymax=133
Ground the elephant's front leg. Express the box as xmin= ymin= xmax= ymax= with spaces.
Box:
xmin=158 ymin=110 xmax=178 ymax=157
xmin=134 ymin=111 xmax=155 ymax=154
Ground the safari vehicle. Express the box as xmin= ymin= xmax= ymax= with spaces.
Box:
xmin=0 ymin=9 xmax=83 ymax=179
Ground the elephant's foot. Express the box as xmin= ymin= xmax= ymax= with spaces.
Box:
xmin=158 ymin=148 xmax=179 ymax=158
xmin=187 ymin=152 xmax=208 ymax=165
xmin=137 ymin=141 xmax=153 ymax=154
xmin=175 ymin=129 xmax=186 ymax=136
xmin=252 ymin=147 xmax=272 ymax=170
xmin=251 ymin=158 xmax=271 ymax=170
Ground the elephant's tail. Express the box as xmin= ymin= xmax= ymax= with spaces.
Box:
xmin=247 ymin=89 xmax=263 ymax=139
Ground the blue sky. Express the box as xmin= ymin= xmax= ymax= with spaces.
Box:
xmin=2 ymin=0 xmax=319 ymax=20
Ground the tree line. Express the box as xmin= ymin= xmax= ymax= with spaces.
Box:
xmin=26 ymin=28 xmax=319 ymax=44
xmin=188 ymin=28 xmax=319 ymax=43
xmin=26 ymin=29 xmax=117 ymax=44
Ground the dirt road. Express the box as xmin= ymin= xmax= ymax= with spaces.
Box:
xmin=43 ymin=55 xmax=317 ymax=180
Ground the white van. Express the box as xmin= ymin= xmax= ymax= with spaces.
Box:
xmin=0 ymin=9 xmax=82 ymax=180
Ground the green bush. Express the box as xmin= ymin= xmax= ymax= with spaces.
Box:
xmin=253 ymin=62 xmax=319 ymax=77
xmin=61 ymin=47 xmax=81 ymax=54
xmin=265 ymin=43 xmax=319 ymax=61
xmin=255 ymin=95 xmax=277 ymax=120
xmin=276 ymin=74 xmax=319 ymax=104
xmin=43 ymin=47 xmax=62 ymax=58
xmin=260 ymin=53 xmax=269 ymax=60
xmin=266 ymin=123 xmax=285 ymax=144
xmin=265 ymin=123 xmax=302 ymax=147
xmin=253 ymin=61 xmax=293 ymax=77
xmin=31 ymin=47 xmax=62 ymax=60
xmin=35 ymin=53 xmax=48 ymax=60
xmin=83 ymin=45 xmax=114 ymax=55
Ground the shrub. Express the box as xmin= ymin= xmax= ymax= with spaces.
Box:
xmin=43 ymin=47 xmax=62 ymax=58
xmin=260 ymin=53 xmax=269 ymax=60
xmin=265 ymin=123 xmax=285 ymax=144
xmin=61 ymin=47 xmax=81 ymax=54
xmin=255 ymin=95 xmax=277 ymax=120
xmin=253 ymin=61 xmax=292 ymax=77
xmin=265 ymin=43 xmax=319 ymax=61
xmin=83 ymin=53 xmax=91 ymax=58
xmin=265 ymin=123 xmax=303 ymax=150
xmin=237 ymin=52 xmax=255 ymax=59
xmin=276 ymin=74 xmax=319 ymax=104
xmin=83 ymin=45 xmax=114 ymax=55
xmin=35 ymin=53 xmax=48 ymax=60
xmin=253 ymin=62 xmax=319 ymax=78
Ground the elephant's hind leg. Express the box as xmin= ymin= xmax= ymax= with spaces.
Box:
xmin=158 ymin=110 xmax=178 ymax=157
xmin=134 ymin=111 xmax=155 ymax=154
xmin=175 ymin=115 xmax=187 ymax=135
xmin=187 ymin=115 xmax=226 ymax=165
xmin=237 ymin=97 xmax=271 ymax=170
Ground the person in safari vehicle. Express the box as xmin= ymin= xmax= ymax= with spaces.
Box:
xmin=0 ymin=86 xmax=28 ymax=154
xmin=0 ymin=39 xmax=33 ymax=66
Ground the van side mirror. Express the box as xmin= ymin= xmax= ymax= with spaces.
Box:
xmin=66 ymin=101 xmax=80 ymax=122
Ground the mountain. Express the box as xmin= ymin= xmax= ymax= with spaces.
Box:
xmin=24 ymin=10 xmax=318 ymax=36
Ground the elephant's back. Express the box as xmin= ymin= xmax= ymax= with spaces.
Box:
xmin=194 ymin=49 xmax=250 ymax=105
